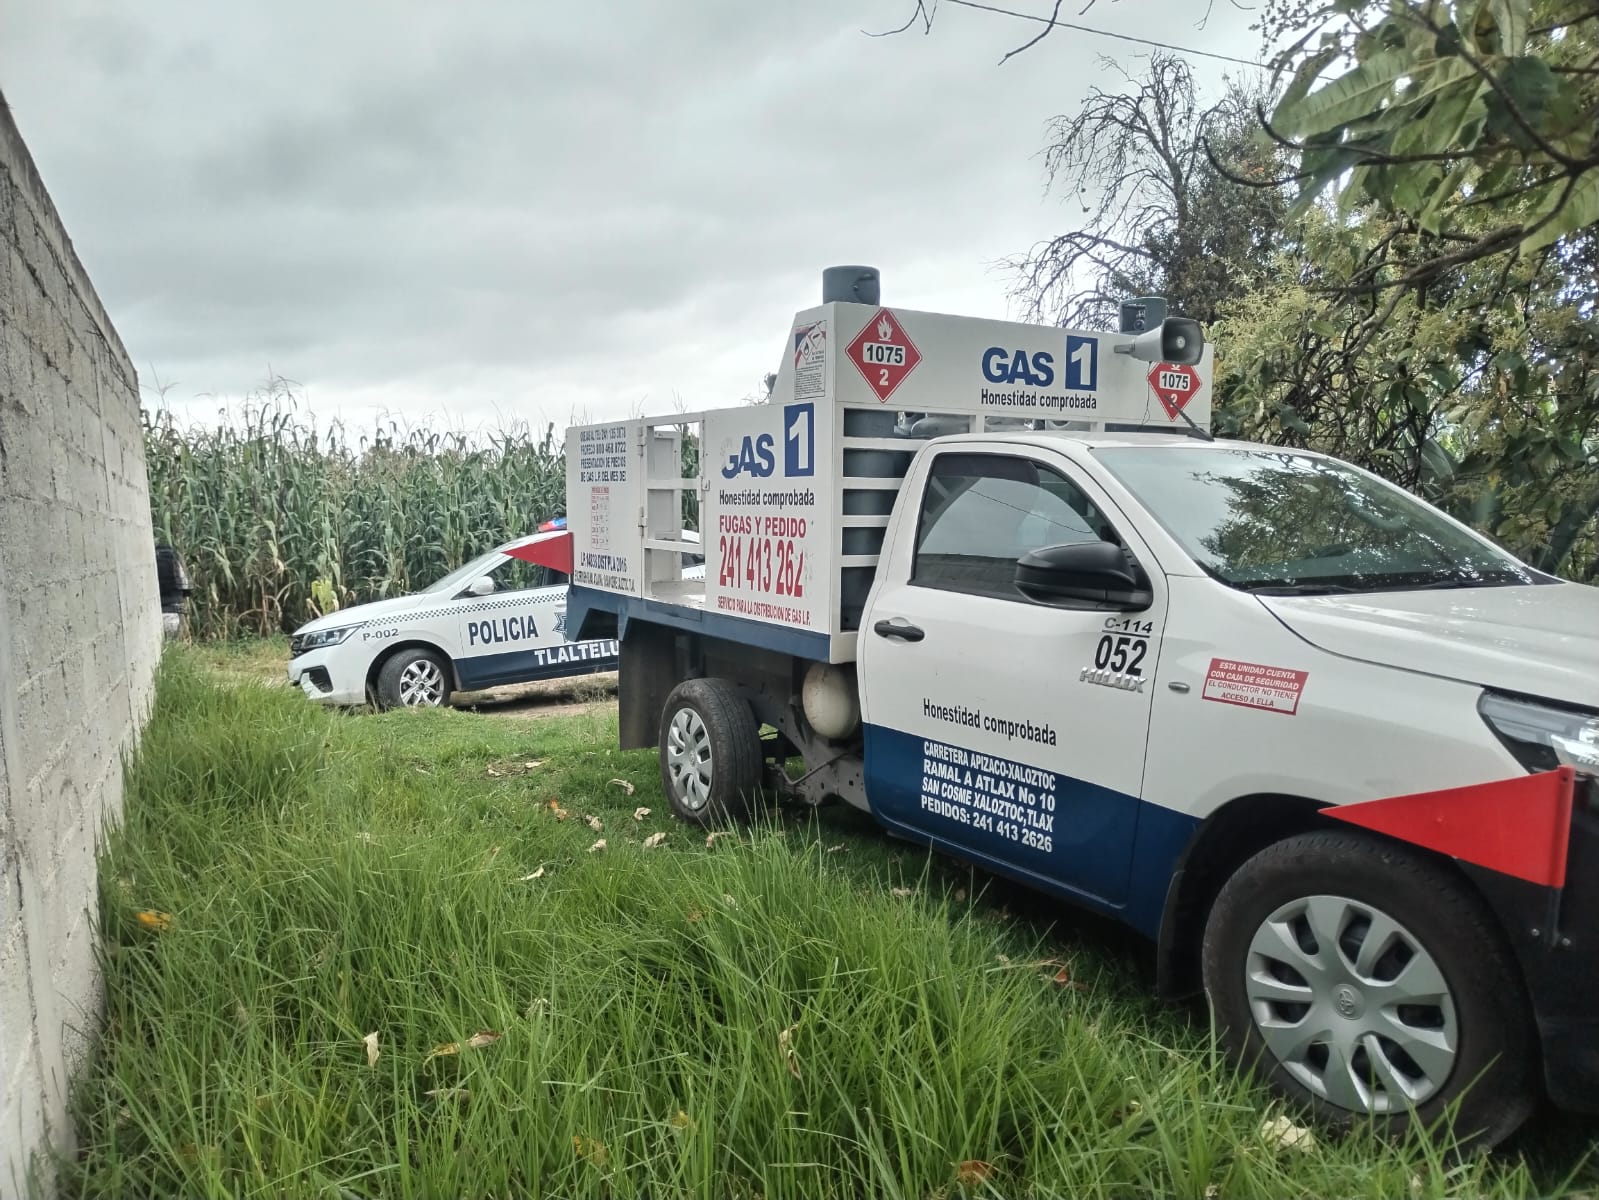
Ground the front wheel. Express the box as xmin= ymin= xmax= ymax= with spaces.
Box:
xmin=1201 ymin=830 xmax=1537 ymax=1147
xmin=374 ymin=648 xmax=452 ymax=710
xmin=657 ymin=678 xmax=761 ymax=826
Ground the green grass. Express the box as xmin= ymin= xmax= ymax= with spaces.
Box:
xmin=58 ymin=648 xmax=1599 ymax=1198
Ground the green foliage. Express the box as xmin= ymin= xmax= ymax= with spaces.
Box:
xmin=57 ymin=649 xmax=1597 ymax=1198
xmin=1212 ymin=206 xmax=1599 ymax=581
xmin=1266 ymin=0 xmax=1599 ymax=276
xmin=145 ymin=382 xmax=568 ymax=638
xmin=147 ymin=381 xmax=705 ymax=639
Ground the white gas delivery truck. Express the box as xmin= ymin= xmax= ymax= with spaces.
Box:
xmin=562 ymin=266 xmax=1599 ymax=1144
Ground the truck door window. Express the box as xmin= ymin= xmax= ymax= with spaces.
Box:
xmin=912 ymin=452 xmax=1116 ymax=600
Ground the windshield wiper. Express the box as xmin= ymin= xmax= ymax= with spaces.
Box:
xmin=1246 ymin=583 xmax=1363 ymax=596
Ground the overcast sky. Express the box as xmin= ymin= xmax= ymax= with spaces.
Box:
xmin=2 ymin=0 xmax=1261 ymax=435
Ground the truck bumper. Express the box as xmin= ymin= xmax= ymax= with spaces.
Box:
xmin=1464 ymin=773 xmax=1599 ymax=1114
xmin=286 ymin=648 xmax=367 ymax=706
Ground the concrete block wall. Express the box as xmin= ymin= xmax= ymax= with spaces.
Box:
xmin=0 ymin=91 xmax=159 ymax=1196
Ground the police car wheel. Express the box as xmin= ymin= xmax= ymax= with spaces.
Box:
xmin=375 ymin=648 xmax=452 ymax=710
xmin=1201 ymin=829 xmax=1537 ymax=1148
xmin=658 ymin=678 xmax=760 ymax=826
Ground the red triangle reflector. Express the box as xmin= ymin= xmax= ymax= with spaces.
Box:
xmin=505 ymin=532 xmax=573 ymax=577
xmin=1325 ymin=767 xmax=1575 ymax=888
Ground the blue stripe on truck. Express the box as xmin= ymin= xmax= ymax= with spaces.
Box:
xmin=565 ymin=585 xmax=834 ymax=662
xmin=862 ymin=722 xmax=1200 ymax=938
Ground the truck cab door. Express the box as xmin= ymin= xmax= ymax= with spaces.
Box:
xmin=856 ymin=447 xmax=1166 ymax=909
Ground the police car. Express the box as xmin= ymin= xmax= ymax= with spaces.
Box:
xmin=287 ymin=522 xmax=703 ymax=710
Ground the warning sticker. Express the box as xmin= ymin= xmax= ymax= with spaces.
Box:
xmin=1202 ymin=658 xmax=1308 ymax=715
xmin=793 ymin=320 xmax=826 ymax=400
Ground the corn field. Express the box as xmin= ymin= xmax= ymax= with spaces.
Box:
xmin=145 ymin=395 xmax=572 ymax=638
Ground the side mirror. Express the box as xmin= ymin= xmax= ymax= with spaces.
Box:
xmin=1015 ymin=542 xmax=1152 ymax=610
xmin=466 ymin=576 xmax=495 ymax=597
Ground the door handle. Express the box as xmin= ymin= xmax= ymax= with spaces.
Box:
xmin=873 ymin=618 xmax=925 ymax=642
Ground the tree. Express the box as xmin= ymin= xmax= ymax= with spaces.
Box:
xmin=1007 ymin=54 xmax=1291 ymax=328
xmin=1249 ymin=0 xmax=1599 ymax=295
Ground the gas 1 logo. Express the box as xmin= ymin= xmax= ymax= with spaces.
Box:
xmin=721 ymin=434 xmax=775 ymax=479
xmin=982 ymin=347 xmax=1055 ymax=388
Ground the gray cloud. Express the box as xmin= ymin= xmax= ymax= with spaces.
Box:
xmin=2 ymin=0 xmax=1259 ymax=430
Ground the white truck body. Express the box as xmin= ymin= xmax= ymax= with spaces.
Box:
xmin=562 ymin=278 xmax=1599 ymax=1138
xmin=566 ymin=299 xmax=1213 ymax=665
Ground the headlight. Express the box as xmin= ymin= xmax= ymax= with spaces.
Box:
xmin=1479 ymin=693 xmax=1599 ymax=775
xmin=289 ymin=624 xmax=365 ymax=656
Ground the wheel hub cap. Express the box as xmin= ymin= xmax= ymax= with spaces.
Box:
xmin=1244 ymin=894 xmax=1458 ymax=1114
xmin=398 ymin=660 xmax=446 ymax=706
xmin=665 ymin=707 xmax=713 ymax=810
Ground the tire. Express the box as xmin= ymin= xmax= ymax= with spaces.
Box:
xmin=657 ymin=678 xmax=761 ymax=826
xmin=1201 ymin=829 xmax=1537 ymax=1148
xmin=374 ymin=647 xmax=452 ymax=710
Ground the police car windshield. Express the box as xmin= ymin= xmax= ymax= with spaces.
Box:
xmin=1092 ymin=446 xmax=1545 ymax=593
xmin=421 ymin=549 xmax=507 ymax=595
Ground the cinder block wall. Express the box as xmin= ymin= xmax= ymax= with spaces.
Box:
xmin=0 ymin=92 xmax=159 ymax=1196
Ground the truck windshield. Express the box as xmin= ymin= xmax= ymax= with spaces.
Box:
xmin=1092 ymin=445 xmax=1546 ymax=593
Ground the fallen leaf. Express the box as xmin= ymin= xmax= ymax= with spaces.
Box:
xmin=643 ymin=832 xmax=668 ymax=849
xmin=362 ymin=1031 xmax=380 ymax=1068
xmin=573 ymin=1135 xmax=609 ymax=1166
xmin=135 ymin=910 xmax=172 ymax=932
xmin=669 ymin=1109 xmax=694 ymax=1131
xmin=954 ymin=1159 xmax=994 ymax=1187
xmin=486 ymin=765 xmax=502 ymax=778
xmin=633 ymin=807 xmax=651 ymax=821
xmin=521 ymin=866 xmax=547 ymax=881
xmin=466 ymin=1030 xmax=501 ymax=1049
xmin=954 ymin=888 xmax=967 ymax=902
xmin=588 ymin=839 xmax=607 ymax=853
xmin=890 ymin=887 xmax=913 ymax=899
xmin=1046 ymin=961 xmax=1090 ymax=992
xmin=424 ymin=1041 xmax=460 ymax=1061
xmin=705 ymin=830 xmax=733 ymax=848
xmin=586 ymin=815 xmax=603 ymax=833
xmin=778 ymin=1023 xmax=802 ymax=1080
xmin=523 ymin=760 xmax=544 ymax=770
xmin=426 ymin=1087 xmax=471 ymax=1103
xmin=1260 ymin=1115 xmax=1316 ymax=1154
xmin=548 ymin=800 xmax=569 ymax=821
xmin=609 ymin=778 xmax=636 ymax=796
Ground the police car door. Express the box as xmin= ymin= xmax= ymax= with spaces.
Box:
xmin=452 ymin=555 xmax=560 ymax=691
xmin=857 ymin=446 xmax=1166 ymax=908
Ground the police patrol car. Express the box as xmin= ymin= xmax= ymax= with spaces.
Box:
xmin=559 ymin=267 xmax=1599 ymax=1146
xmin=287 ymin=522 xmax=703 ymax=710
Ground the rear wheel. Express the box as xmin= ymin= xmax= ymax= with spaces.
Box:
xmin=658 ymin=678 xmax=761 ymax=826
xmin=375 ymin=648 xmax=451 ymax=710
xmin=1201 ymin=830 xmax=1537 ymax=1147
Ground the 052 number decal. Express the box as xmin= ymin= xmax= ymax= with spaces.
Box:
xmin=1094 ymin=633 xmax=1148 ymax=676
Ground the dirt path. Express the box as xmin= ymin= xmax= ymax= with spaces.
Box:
xmin=451 ymin=672 xmax=618 ymax=719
